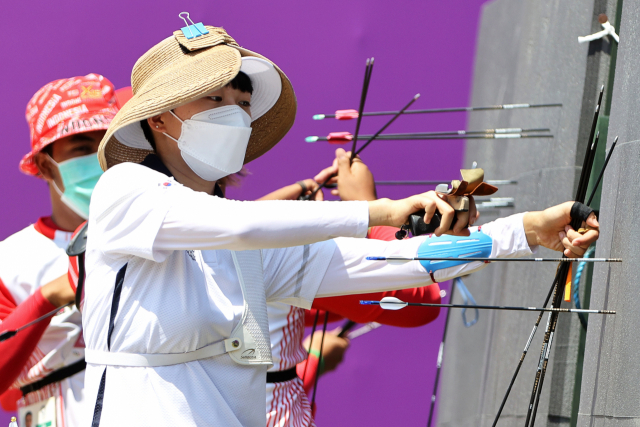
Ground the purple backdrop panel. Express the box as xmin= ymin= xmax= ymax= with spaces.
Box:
xmin=0 ymin=0 xmax=485 ymax=425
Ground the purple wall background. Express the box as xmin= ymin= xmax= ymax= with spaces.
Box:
xmin=0 ymin=1 xmax=486 ymax=425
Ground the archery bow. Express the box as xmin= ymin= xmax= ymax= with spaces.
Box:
xmin=490 ymin=86 xmax=605 ymax=426
xmin=524 ymin=93 xmax=605 ymax=427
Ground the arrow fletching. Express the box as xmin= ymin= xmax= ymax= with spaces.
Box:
xmin=336 ymin=109 xmax=359 ymax=120
xmin=379 ymin=296 xmax=408 ymax=310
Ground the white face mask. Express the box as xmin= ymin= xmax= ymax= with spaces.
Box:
xmin=164 ymin=105 xmax=253 ymax=181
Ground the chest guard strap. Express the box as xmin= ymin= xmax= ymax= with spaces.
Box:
xmin=228 ymin=250 xmax=273 ymax=366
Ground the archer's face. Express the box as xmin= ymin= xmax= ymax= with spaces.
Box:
xmin=162 ymin=86 xmax=252 ymax=139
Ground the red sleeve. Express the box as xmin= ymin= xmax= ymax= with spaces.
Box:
xmin=0 ymin=278 xmax=17 ymax=321
xmin=296 ymin=352 xmax=320 ymax=394
xmin=0 ymin=281 xmax=57 ymax=402
xmin=366 ymin=225 xmax=400 ymax=241
xmin=312 ymin=285 xmax=441 ymax=327
xmin=311 ymin=225 xmax=441 ymax=327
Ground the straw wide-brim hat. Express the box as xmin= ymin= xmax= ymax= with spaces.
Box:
xmin=97 ymin=25 xmax=296 ymax=170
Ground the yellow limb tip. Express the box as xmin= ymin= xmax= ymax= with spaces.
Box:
xmin=564 ymin=263 xmax=573 ymax=302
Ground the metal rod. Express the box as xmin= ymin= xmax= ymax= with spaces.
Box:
xmin=346 ymin=322 xmax=381 ymax=340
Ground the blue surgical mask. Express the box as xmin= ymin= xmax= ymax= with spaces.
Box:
xmin=49 ymin=153 xmax=103 ymax=219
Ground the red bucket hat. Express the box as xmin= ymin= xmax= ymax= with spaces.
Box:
xmin=19 ymin=74 xmax=129 ymax=176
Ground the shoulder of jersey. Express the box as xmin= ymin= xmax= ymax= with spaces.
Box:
xmin=98 ymin=162 xmax=177 ymax=188
xmin=92 ymin=162 xmax=182 ymax=204
xmin=0 ymin=225 xmax=60 ymax=275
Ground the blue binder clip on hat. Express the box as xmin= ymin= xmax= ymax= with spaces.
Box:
xmin=179 ymin=12 xmax=209 ymax=39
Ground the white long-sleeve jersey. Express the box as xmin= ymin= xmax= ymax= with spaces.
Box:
xmin=83 ymin=161 xmax=533 ymax=427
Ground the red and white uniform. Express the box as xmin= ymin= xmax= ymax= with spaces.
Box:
xmin=266 ymin=304 xmax=313 ymax=427
xmin=0 ymin=218 xmax=85 ymax=427
xmin=265 ymin=227 xmax=442 ymax=427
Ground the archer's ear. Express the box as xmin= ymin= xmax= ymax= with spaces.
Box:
xmin=148 ymin=114 xmax=168 ymax=133
xmin=34 ymin=151 xmax=57 ymax=181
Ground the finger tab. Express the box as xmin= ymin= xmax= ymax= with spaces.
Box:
xmin=570 ymin=202 xmax=594 ymax=224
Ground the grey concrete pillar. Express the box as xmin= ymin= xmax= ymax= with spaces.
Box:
xmin=578 ymin=1 xmax=640 ymax=425
xmin=437 ymin=0 xmax=617 ymax=425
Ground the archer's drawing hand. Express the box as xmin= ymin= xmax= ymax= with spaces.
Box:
xmin=368 ymin=191 xmax=472 ymax=237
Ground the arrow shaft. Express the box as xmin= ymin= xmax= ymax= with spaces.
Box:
xmin=367 ymin=256 xmax=621 ymax=263
xmin=0 ymin=302 xmax=73 ymax=342
xmin=322 ymin=103 xmax=562 ymax=118
xmin=354 ymin=94 xmax=420 ymax=155
xmin=304 ymin=93 xmax=418 ymax=200
xmin=319 ymin=134 xmax=553 ymax=141
xmin=361 ymin=300 xmax=614 ymax=314
xmin=375 ymin=180 xmax=518 ymax=186
xmin=348 ymin=128 xmax=551 ymax=138
xmin=349 ymin=58 xmax=373 ymax=162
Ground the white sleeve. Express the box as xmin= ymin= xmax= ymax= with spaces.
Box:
xmin=315 ymin=212 xmax=535 ymax=297
xmin=89 ymin=163 xmax=369 ymax=262
xmin=261 ymin=241 xmax=337 ymax=309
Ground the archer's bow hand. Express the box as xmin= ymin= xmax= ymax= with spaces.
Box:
xmin=523 ymin=201 xmax=599 ymax=258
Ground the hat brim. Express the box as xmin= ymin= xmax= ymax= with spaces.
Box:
xmin=240 ymin=57 xmax=282 ymax=121
xmin=20 ymin=110 xmax=116 ymax=176
xmin=98 ymin=32 xmax=296 ymax=171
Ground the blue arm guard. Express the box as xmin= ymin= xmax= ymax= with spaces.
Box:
xmin=417 ymin=230 xmax=493 ymax=271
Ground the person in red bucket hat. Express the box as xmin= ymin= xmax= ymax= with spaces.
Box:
xmin=0 ymin=74 xmax=131 ymax=427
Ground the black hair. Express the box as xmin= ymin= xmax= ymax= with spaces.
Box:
xmin=228 ymin=71 xmax=253 ymax=94
xmin=41 ymin=144 xmax=54 ymax=156
xmin=140 ymin=71 xmax=253 ymax=149
xmin=140 ymin=119 xmax=157 ymax=151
